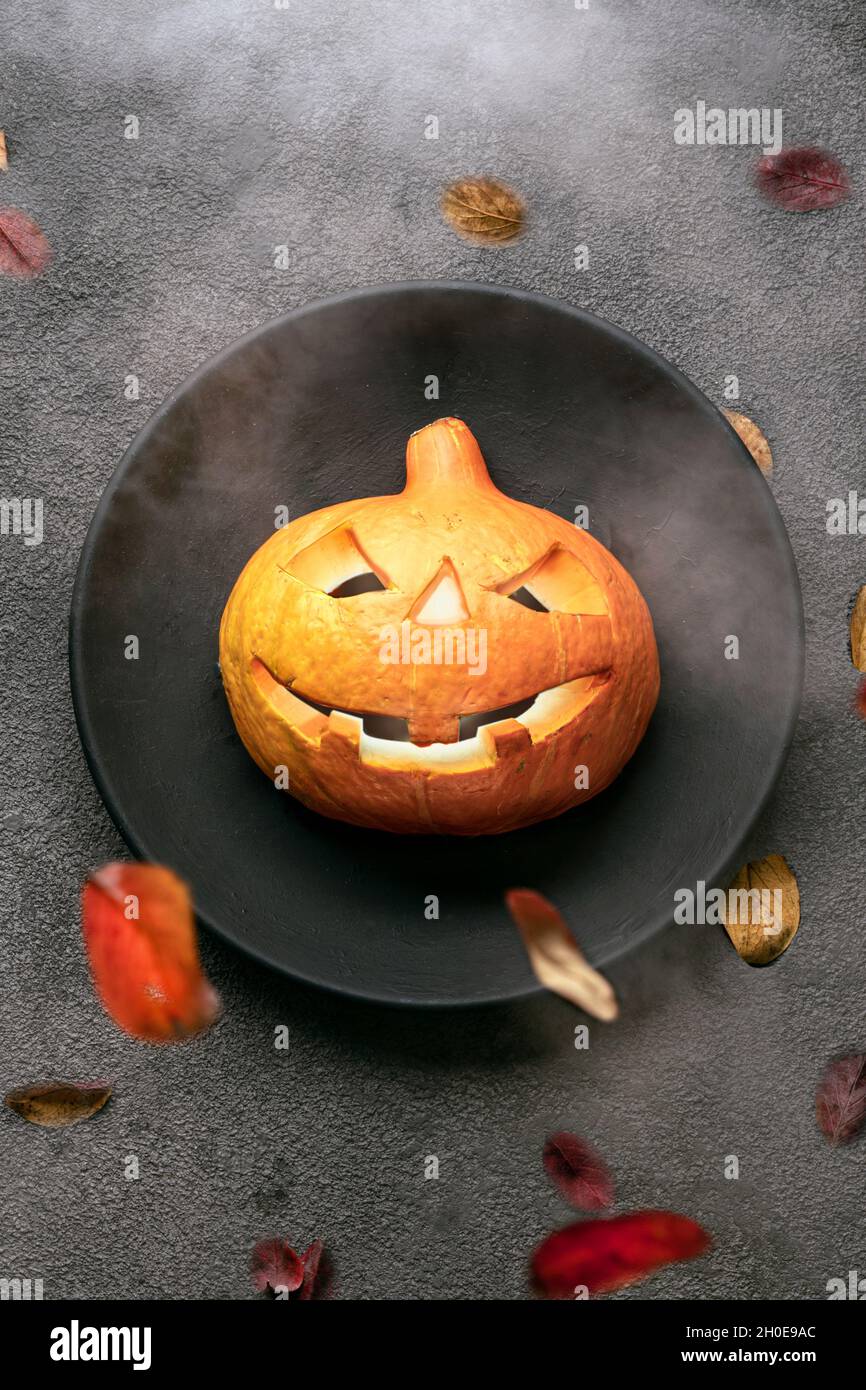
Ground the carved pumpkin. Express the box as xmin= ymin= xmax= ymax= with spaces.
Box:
xmin=220 ymin=418 xmax=659 ymax=835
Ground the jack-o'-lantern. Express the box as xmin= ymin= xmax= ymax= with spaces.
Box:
xmin=220 ymin=418 xmax=659 ymax=835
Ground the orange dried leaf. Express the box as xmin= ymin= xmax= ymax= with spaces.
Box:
xmin=0 ymin=132 xmax=8 ymax=171
xmin=5 ymin=1081 xmax=111 ymax=1127
xmin=440 ymin=177 xmax=525 ymax=244
xmin=721 ymin=853 xmax=800 ymax=966
xmin=81 ymin=863 xmax=220 ymax=1043
xmin=505 ymin=888 xmax=618 ymax=1020
xmin=850 ymin=587 xmax=866 ymax=672
xmin=723 ymin=410 xmax=773 ymax=478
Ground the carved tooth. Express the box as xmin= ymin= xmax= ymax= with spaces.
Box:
xmin=481 ymin=718 xmax=533 ymax=760
xmin=327 ymin=710 xmax=362 ymax=746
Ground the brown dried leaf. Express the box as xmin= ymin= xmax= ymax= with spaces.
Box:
xmin=723 ymin=410 xmax=773 ymax=478
xmin=505 ymin=889 xmax=618 ymax=1020
xmin=5 ymin=1082 xmax=111 ymax=1127
xmin=850 ymin=587 xmax=866 ymax=672
xmin=0 ymin=132 xmax=7 ymax=172
xmin=721 ymin=854 xmax=799 ymax=965
xmin=441 ymin=176 xmax=525 ymax=244
xmin=816 ymin=1055 xmax=866 ymax=1144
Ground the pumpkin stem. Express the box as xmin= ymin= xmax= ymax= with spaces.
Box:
xmin=404 ymin=418 xmax=498 ymax=494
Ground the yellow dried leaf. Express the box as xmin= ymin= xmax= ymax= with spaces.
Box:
xmin=441 ymin=176 xmax=525 ymax=245
xmin=722 ymin=853 xmax=799 ymax=965
xmin=850 ymin=587 xmax=866 ymax=671
xmin=723 ymin=410 xmax=773 ymax=477
xmin=0 ymin=132 xmax=7 ymax=172
xmin=505 ymin=889 xmax=618 ymax=1020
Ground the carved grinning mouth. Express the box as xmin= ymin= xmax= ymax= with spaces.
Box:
xmin=251 ymin=658 xmax=609 ymax=769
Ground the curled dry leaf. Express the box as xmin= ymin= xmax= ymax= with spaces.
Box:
xmin=849 ymin=587 xmax=866 ymax=672
xmin=543 ymin=1132 xmax=614 ymax=1211
xmin=441 ymin=176 xmax=525 ymax=244
xmin=0 ymin=207 xmax=52 ymax=277
xmin=250 ymin=1239 xmax=304 ymax=1296
xmin=723 ymin=410 xmax=773 ymax=478
xmin=5 ymin=1082 xmax=111 ymax=1128
xmin=81 ymin=863 xmax=220 ymax=1043
xmin=506 ymin=889 xmax=618 ymax=1020
xmin=755 ymin=147 xmax=850 ymax=212
xmin=721 ymin=853 xmax=799 ymax=966
xmin=816 ymin=1055 xmax=866 ymax=1144
xmin=532 ymin=1210 xmax=711 ymax=1298
xmin=250 ymin=1238 xmax=330 ymax=1299
xmin=297 ymin=1239 xmax=331 ymax=1300
xmin=0 ymin=132 xmax=7 ymax=171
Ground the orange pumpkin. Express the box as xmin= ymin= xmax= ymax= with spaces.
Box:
xmin=220 ymin=418 xmax=659 ymax=835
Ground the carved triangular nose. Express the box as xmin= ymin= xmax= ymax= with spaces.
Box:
xmin=409 ymin=559 xmax=469 ymax=625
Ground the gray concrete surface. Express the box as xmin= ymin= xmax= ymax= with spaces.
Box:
xmin=1 ymin=0 xmax=864 ymax=1300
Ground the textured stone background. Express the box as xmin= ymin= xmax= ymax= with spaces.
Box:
xmin=1 ymin=0 xmax=864 ymax=1300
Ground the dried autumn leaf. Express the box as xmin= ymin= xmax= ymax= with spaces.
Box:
xmin=505 ymin=889 xmax=618 ymax=1020
xmin=250 ymin=1239 xmax=304 ymax=1296
xmin=81 ymin=863 xmax=220 ymax=1043
xmin=441 ymin=176 xmax=525 ymax=244
xmin=0 ymin=207 xmax=52 ymax=277
xmin=816 ymin=1054 xmax=866 ymax=1144
xmin=298 ymin=1240 xmax=331 ymax=1300
xmin=532 ymin=1210 xmax=711 ymax=1298
xmin=723 ymin=410 xmax=773 ymax=478
xmin=0 ymin=132 xmax=8 ymax=171
xmin=850 ymin=588 xmax=866 ymax=672
xmin=721 ymin=853 xmax=800 ymax=966
xmin=543 ymin=1132 xmax=614 ymax=1211
xmin=856 ymin=676 xmax=866 ymax=719
xmin=755 ymin=147 xmax=849 ymax=212
xmin=5 ymin=1082 xmax=111 ymax=1128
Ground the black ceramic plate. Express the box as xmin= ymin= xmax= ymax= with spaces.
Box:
xmin=69 ymin=283 xmax=803 ymax=1006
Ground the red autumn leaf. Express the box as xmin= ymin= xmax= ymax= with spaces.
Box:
xmin=81 ymin=863 xmax=220 ymax=1043
xmin=532 ymin=1210 xmax=711 ymax=1297
xmin=0 ymin=207 xmax=53 ymax=277
xmin=755 ymin=147 xmax=849 ymax=212
xmin=816 ymin=1054 xmax=866 ymax=1144
xmin=543 ymin=1132 xmax=614 ymax=1211
xmin=855 ymin=677 xmax=866 ymax=719
xmin=298 ymin=1240 xmax=330 ymax=1300
xmin=250 ymin=1239 xmax=304 ymax=1296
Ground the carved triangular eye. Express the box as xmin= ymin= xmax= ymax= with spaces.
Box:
xmin=330 ymin=572 xmax=387 ymax=598
xmin=496 ymin=545 xmax=608 ymax=617
xmin=289 ymin=527 xmax=391 ymax=596
xmin=507 ymin=586 xmax=549 ymax=613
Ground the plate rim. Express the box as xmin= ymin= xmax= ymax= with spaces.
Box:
xmin=68 ymin=279 xmax=805 ymax=1006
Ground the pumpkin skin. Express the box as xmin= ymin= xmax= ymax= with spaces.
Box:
xmin=219 ymin=418 xmax=659 ymax=835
